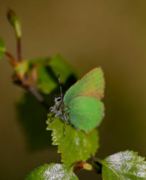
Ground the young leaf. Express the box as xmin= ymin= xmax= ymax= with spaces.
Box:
xmin=0 ymin=37 xmax=6 ymax=59
xmin=35 ymin=54 xmax=78 ymax=94
xmin=36 ymin=65 xmax=58 ymax=94
xmin=14 ymin=55 xmax=78 ymax=94
xmin=25 ymin=163 xmax=79 ymax=180
xmin=7 ymin=9 xmax=22 ymax=38
xmin=49 ymin=54 xmax=78 ymax=83
xmin=94 ymin=150 xmax=146 ymax=180
xmin=14 ymin=60 xmax=29 ymax=77
xmin=46 ymin=118 xmax=99 ymax=166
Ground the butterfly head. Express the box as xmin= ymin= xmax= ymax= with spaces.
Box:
xmin=49 ymin=74 xmax=63 ymax=114
xmin=54 ymin=96 xmax=62 ymax=105
xmin=49 ymin=96 xmax=63 ymax=114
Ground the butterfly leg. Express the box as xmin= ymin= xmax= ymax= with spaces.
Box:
xmin=47 ymin=111 xmax=62 ymax=126
xmin=71 ymin=124 xmax=80 ymax=131
xmin=54 ymin=112 xmax=63 ymax=118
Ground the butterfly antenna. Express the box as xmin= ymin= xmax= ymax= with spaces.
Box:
xmin=58 ymin=74 xmax=63 ymax=98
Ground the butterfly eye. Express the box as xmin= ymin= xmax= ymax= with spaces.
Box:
xmin=57 ymin=97 xmax=62 ymax=102
xmin=55 ymin=97 xmax=62 ymax=103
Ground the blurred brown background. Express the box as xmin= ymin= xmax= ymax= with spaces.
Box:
xmin=1 ymin=0 xmax=146 ymax=179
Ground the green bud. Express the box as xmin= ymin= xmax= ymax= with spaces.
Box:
xmin=7 ymin=8 xmax=22 ymax=38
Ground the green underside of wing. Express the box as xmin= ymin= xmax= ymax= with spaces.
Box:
xmin=64 ymin=68 xmax=104 ymax=104
xmin=64 ymin=96 xmax=104 ymax=132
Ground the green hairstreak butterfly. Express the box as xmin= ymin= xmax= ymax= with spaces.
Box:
xmin=49 ymin=67 xmax=105 ymax=134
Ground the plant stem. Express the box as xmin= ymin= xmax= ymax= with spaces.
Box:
xmin=5 ymin=51 xmax=18 ymax=67
xmin=17 ymin=38 xmax=22 ymax=62
xmin=5 ymin=51 xmax=49 ymax=110
xmin=28 ymin=86 xmax=49 ymax=110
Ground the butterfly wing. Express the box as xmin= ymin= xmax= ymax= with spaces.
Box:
xmin=65 ymin=96 xmax=104 ymax=132
xmin=64 ymin=68 xmax=104 ymax=105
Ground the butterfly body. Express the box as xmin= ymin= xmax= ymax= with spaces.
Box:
xmin=49 ymin=67 xmax=105 ymax=134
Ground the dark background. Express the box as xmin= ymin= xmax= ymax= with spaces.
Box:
xmin=1 ymin=0 xmax=146 ymax=179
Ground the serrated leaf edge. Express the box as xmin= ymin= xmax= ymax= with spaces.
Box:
xmin=47 ymin=120 xmax=98 ymax=164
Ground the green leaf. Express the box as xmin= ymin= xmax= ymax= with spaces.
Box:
xmin=36 ymin=54 xmax=78 ymax=94
xmin=25 ymin=163 xmax=79 ymax=180
xmin=14 ymin=58 xmax=50 ymax=77
xmin=16 ymin=60 xmax=78 ymax=151
xmin=15 ymin=60 xmax=29 ymax=76
xmin=36 ymin=65 xmax=57 ymax=94
xmin=46 ymin=118 xmax=99 ymax=166
xmin=7 ymin=8 xmax=22 ymax=38
xmin=16 ymin=92 xmax=53 ymax=151
xmin=49 ymin=54 xmax=78 ymax=83
xmin=0 ymin=37 xmax=6 ymax=59
xmin=14 ymin=55 xmax=78 ymax=94
xmin=95 ymin=150 xmax=146 ymax=180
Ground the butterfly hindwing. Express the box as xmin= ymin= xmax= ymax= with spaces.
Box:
xmin=63 ymin=68 xmax=104 ymax=105
xmin=65 ymin=96 xmax=104 ymax=132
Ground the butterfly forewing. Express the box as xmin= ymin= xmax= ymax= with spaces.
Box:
xmin=63 ymin=68 xmax=104 ymax=105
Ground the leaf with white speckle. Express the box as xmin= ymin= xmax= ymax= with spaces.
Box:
xmin=25 ymin=163 xmax=78 ymax=180
xmin=93 ymin=150 xmax=146 ymax=180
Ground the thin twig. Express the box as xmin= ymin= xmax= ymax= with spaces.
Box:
xmin=28 ymin=86 xmax=49 ymax=110
xmin=17 ymin=38 xmax=22 ymax=62
xmin=5 ymin=51 xmax=18 ymax=67
xmin=5 ymin=51 xmax=49 ymax=110
xmin=13 ymin=79 xmax=50 ymax=110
